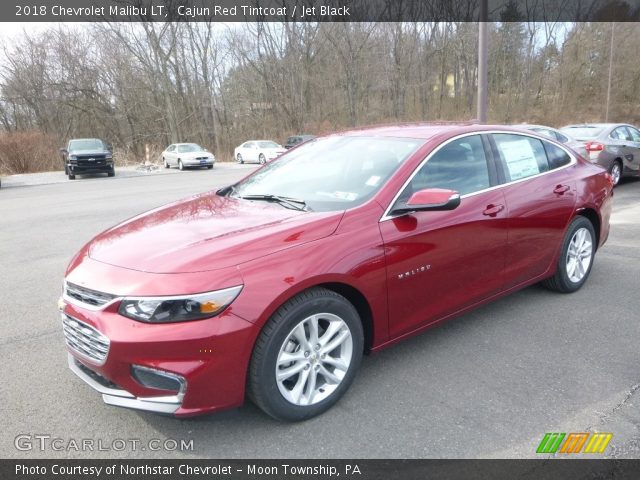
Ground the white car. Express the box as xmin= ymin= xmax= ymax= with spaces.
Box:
xmin=234 ymin=140 xmax=286 ymax=164
xmin=162 ymin=143 xmax=215 ymax=170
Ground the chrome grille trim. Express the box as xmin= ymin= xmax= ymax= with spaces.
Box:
xmin=64 ymin=282 xmax=118 ymax=310
xmin=62 ymin=314 xmax=110 ymax=365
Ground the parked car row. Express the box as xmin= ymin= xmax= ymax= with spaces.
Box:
xmin=519 ymin=123 xmax=640 ymax=186
xmin=61 ymin=122 xmax=621 ymax=422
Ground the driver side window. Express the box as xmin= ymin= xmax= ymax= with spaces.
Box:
xmin=399 ymin=135 xmax=490 ymax=202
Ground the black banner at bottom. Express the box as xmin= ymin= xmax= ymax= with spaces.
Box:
xmin=4 ymin=459 xmax=640 ymax=480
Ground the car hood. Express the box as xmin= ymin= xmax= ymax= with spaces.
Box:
xmin=70 ymin=149 xmax=109 ymax=155
xmin=88 ymin=193 xmax=343 ymax=273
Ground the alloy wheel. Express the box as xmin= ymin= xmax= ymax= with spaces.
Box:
xmin=275 ymin=313 xmax=353 ymax=406
xmin=611 ymin=162 xmax=621 ymax=185
xmin=565 ymin=227 xmax=593 ymax=283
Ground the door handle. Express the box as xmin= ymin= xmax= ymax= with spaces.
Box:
xmin=553 ymin=185 xmax=570 ymax=195
xmin=483 ymin=204 xmax=504 ymax=216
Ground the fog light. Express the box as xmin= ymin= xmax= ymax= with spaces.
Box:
xmin=131 ymin=365 xmax=185 ymax=393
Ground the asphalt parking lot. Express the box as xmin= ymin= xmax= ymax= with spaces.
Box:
xmin=1 ymin=167 xmax=639 ymax=459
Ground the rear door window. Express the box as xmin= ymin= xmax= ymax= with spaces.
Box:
xmin=627 ymin=127 xmax=640 ymax=142
xmin=492 ymin=134 xmax=549 ymax=182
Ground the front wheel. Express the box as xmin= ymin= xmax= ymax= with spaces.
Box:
xmin=107 ymin=169 xmax=115 ymax=177
xmin=542 ymin=216 xmax=596 ymax=293
xmin=237 ymin=153 xmax=244 ymax=164
xmin=248 ymin=288 xmax=363 ymax=421
xmin=259 ymin=153 xmax=266 ymax=165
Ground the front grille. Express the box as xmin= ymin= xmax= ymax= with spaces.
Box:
xmin=195 ymin=156 xmax=209 ymax=160
xmin=62 ymin=314 xmax=110 ymax=364
xmin=65 ymin=282 xmax=116 ymax=308
xmin=76 ymin=154 xmax=107 ymax=167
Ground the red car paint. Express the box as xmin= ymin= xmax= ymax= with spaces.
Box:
xmin=62 ymin=124 xmax=613 ymax=416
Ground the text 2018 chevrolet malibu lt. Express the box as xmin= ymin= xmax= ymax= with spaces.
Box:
xmin=60 ymin=124 xmax=613 ymax=421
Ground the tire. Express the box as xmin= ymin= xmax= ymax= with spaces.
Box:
xmin=64 ymin=164 xmax=68 ymax=175
xmin=68 ymin=173 xmax=75 ymax=180
xmin=610 ymin=160 xmax=622 ymax=186
xmin=237 ymin=154 xmax=244 ymax=164
xmin=107 ymin=169 xmax=115 ymax=177
xmin=163 ymin=157 xmax=169 ymax=169
xmin=542 ymin=216 xmax=596 ymax=293
xmin=248 ymin=287 xmax=364 ymax=422
xmin=207 ymin=165 xmax=213 ymax=169
xmin=259 ymin=153 xmax=266 ymax=165
xmin=178 ymin=160 xmax=184 ymax=171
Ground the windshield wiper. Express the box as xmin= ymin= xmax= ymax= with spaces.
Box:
xmin=238 ymin=194 xmax=309 ymax=211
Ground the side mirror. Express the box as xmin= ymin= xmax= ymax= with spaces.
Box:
xmin=391 ymin=188 xmax=461 ymax=215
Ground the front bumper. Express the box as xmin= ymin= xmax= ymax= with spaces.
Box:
xmin=61 ymin=274 xmax=257 ymax=416
xmin=69 ymin=164 xmax=113 ymax=174
xmin=182 ymin=159 xmax=215 ymax=167
xmin=68 ymin=354 xmax=184 ymax=414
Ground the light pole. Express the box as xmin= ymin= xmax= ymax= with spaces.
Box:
xmin=605 ymin=22 xmax=615 ymax=122
xmin=477 ymin=0 xmax=489 ymax=123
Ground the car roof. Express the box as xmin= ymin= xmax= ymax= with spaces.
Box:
xmin=70 ymin=138 xmax=103 ymax=142
xmin=514 ymin=124 xmax=558 ymax=131
xmin=562 ymin=123 xmax=623 ymax=129
xmin=334 ymin=122 xmax=538 ymax=140
xmin=174 ymin=143 xmax=200 ymax=146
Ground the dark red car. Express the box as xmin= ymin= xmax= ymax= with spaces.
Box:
xmin=61 ymin=124 xmax=613 ymax=421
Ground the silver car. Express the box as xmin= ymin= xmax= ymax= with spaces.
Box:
xmin=516 ymin=124 xmax=587 ymax=158
xmin=561 ymin=123 xmax=640 ymax=186
xmin=162 ymin=143 xmax=215 ymax=171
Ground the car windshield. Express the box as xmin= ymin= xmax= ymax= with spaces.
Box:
xmin=69 ymin=139 xmax=104 ymax=151
xmin=258 ymin=141 xmax=280 ymax=148
xmin=231 ymin=136 xmax=424 ymax=212
xmin=177 ymin=144 xmax=204 ymax=153
xmin=561 ymin=126 xmax=604 ymax=139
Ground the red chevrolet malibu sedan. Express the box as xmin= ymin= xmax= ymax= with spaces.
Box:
xmin=61 ymin=124 xmax=613 ymax=421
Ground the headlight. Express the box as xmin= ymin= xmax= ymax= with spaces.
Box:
xmin=105 ymin=153 xmax=113 ymax=159
xmin=118 ymin=286 xmax=243 ymax=323
xmin=69 ymin=155 xmax=77 ymax=160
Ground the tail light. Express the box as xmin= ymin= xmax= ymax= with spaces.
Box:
xmin=585 ymin=141 xmax=604 ymax=152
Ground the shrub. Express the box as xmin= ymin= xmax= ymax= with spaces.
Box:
xmin=0 ymin=131 xmax=61 ymax=174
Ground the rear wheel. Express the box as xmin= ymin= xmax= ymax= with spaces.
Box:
xmin=542 ymin=216 xmax=595 ymax=293
xmin=163 ymin=157 xmax=169 ymax=169
xmin=237 ymin=154 xmax=244 ymax=164
xmin=610 ymin=160 xmax=622 ymax=186
xmin=248 ymin=288 xmax=363 ymax=421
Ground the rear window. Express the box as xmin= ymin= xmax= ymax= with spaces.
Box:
xmin=561 ymin=126 xmax=604 ymax=139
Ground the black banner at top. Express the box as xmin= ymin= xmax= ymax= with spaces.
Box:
xmin=4 ymin=0 xmax=640 ymax=22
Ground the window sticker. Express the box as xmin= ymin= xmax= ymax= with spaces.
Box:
xmin=498 ymin=139 xmax=540 ymax=180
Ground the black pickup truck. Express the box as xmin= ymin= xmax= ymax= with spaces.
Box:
xmin=60 ymin=138 xmax=114 ymax=180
